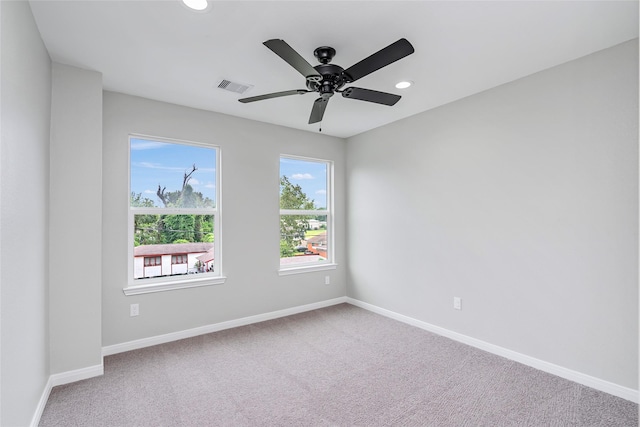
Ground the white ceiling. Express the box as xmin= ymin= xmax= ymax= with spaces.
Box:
xmin=29 ymin=1 xmax=638 ymax=138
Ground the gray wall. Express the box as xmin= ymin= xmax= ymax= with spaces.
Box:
xmin=49 ymin=63 xmax=103 ymax=374
xmin=346 ymin=40 xmax=638 ymax=389
xmin=0 ymin=1 xmax=52 ymax=425
xmin=102 ymin=92 xmax=347 ymax=347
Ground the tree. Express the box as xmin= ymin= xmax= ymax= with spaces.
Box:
xmin=160 ymin=214 xmax=195 ymax=244
xmin=194 ymin=215 xmax=203 ymax=242
xmin=134 ymin=165 xmax=215 ymax=247
xmin=131 ymin=192 xmax=160 ymax=246
xmin=156 ymin=164 xmax=214 ymax=209
xmin=280 ymin=176 xmax=315 ymax=257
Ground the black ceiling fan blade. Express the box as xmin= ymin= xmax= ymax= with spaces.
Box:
xmin=342 ymin=87 xmax=401 ymax=106
xmin=238 ymin=89 xmax=310 ymax=103
xmin=309 ymin=97 xmax=329 ymax=124
xmin=343 ymin=38 xmax=414 ymax=83
xmin=263 ymin=39 xmax=322 ymax=81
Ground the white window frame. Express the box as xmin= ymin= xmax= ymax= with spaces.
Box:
xmin=278 ymin=154 xmax=337 ymax=275
xmin=124 ymin=134 xmax=225 ymax=295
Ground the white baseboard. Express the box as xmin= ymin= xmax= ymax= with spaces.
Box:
xmin=103 ymin=296 xmax=348 ymax=356
xmin=346 ymin=297 xmax=639 ymax=403
xmin=49 ymin=363 xmax=104 ymax=387
xmin=31 ymin=363 xmax=104 ymax=427
xmin=30 ymin=376 xmax=53 ymax=427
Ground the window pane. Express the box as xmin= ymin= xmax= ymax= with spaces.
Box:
xmin=280 ymin=157 xmax=327 ymax=210
xmin=133 ymin=214 xmax=215 ymax=280
xmin=280 ymin=214 xmax=328 ymax=266
xmin=130 ymin=138 xmax=216 ymax=208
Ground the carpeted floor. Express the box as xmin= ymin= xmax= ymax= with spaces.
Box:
xmin=40 ymin=303 xmax=638 ymax=426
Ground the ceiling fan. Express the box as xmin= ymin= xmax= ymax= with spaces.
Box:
xmin=238 ymin=38 xmax=415 ymax=125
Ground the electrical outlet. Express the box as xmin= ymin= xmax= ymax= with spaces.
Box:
xmin=324 ymin=276 xmax=330 ymax=285
xmin=453 ymin=297 xmax=462 ymax=310
xmin=130 ymin=303 xmax=139 ymax=317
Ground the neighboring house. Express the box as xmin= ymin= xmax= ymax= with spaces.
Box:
xmin=133 ymin=242 xmax=214 ymax=279
xmin=196 ymin=248 xmax=215 ymax=273
xmin=306 ymin=232 xmax=327 ymax=258
xmin=307 ymin=219 xmax=326 ymax=230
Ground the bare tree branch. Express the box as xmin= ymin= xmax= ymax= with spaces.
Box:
xmin=182 ymin=164 xmax=197 ymax=193
xmin=157 ymin=185 xmax=168 ymax=207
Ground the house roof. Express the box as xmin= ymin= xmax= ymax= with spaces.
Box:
xmin=134 ymin=242 xmax=213 ymax=257
xmin=306 ymin=233 xmax=327 ymax=244
xmin=196 ymin=248 xmax=215 ymax=263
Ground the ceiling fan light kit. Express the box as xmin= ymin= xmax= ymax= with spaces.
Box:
xmin=239 ymin=38 xmax=415 ymax=125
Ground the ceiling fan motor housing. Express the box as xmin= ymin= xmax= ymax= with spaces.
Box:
xmin=306 ymin=62 xmax=347 ymax=95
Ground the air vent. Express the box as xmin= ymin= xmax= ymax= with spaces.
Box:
xmin=217 ymin=79 xmax=253 ymax=95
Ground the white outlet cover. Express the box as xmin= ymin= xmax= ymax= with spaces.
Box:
xmin=130 ymin=303 xmax=139 ymax=316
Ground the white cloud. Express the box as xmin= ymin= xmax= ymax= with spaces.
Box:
xmin=132 ymin=163 xmax=214 ymax=175
xmin=133 ymin=161 xmax=184 ymax=172
xmin=205 ymin=182 xmax=216 ymax=189
xmin=291 ymin=173 xmax=314 ymax=180
xmin=316 ymin=189 xmax=326 ymax=195
xmin=189 ymin=178 xmax=200 ymax=185
xmin=144 ymin=189 xmax=155 ymax=194
xmin=130 ymin=141 xmax=166 ymax=151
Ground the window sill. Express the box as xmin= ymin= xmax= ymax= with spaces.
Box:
xmin=278 ymin=263 xmax=337 ymax=276
xmin=123 ymin=275 xmax=226 ymax=295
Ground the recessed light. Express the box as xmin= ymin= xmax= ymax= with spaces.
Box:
xmin=182 ymin=0 xmax=209 ymax=11
xmin=395 ymin=81 xmax=413 ymax=89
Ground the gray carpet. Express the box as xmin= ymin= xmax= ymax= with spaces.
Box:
xmin=40 ymin=303 xmax=638 ymax=426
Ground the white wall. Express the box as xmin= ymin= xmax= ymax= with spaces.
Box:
xmin=0 ymin=2 xmax=52 ymax=425
xmin=49 ymin=63 xmax=103 ymax=374
xmin=102 ymin=92 xmax=346 ymax=347
xmin=347 ymin=40 xmax=638 ymax=390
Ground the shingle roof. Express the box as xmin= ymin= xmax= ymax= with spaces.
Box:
xmin=306 ymin=232 xmax=327 ymax=244
xmin=196 ymin=248 xmax=215 ymax=263
xmin=133 ymin=242 xmax=213 ymax=256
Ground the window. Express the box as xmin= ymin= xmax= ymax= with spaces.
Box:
xmin=125 ymin=135 xmax=224 ymax=295
xmin=144 ymin=256 xmax=161 ymax=266
xmin=171 ymin=255 xmax=187 ymax=264
xmin=279 ymin=155 xmax=335 ymax=274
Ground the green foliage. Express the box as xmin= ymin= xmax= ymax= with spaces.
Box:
xmin=133 ymin=165 xmax=215 ymax=247
xmin=280 ymin=176 xmax=316 ymax=257
xmin=159 ymin=185 xmax=214 ymax=208
xmin=280 ymin=176 xmax=315 ymax=210
xmin=131 ymin=192 xmax=155 ymax=208
xmin=156 ymin=215 xmax=212 ymax=244
xmin=194 ymin=215 xmax=203 ymax=242
xmin=131 ymin=193 xmax=161 ymax=246
xmin=161 ymin=215 xmax=194 ymax=243
xmin=280 ymin=239 xmax=296 ymax=258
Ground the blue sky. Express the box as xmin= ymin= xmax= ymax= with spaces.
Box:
xmin=280 ymin=157 xmax=327 ymax=209
xmin=130 ymin=138 xmax=216 ymax=207
xmin=131 ymin=138 xmax=327 ymax=209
